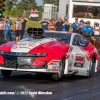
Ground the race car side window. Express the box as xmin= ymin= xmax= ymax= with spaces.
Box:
xmin=72 ymin=36 xmax=79 ymax=46
xmin=78 ymin=37 xmax=85 ymax=47
xmin=78 ymin=36 xmax=89 ymax=47
xmin=73 ymin=36 xmax=89 ymax=47
xmin=83 ymin=38 xmax=89 ymax=47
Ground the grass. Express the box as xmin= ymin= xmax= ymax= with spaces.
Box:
xmin=11 ymin=19 xmax=42 ymax=30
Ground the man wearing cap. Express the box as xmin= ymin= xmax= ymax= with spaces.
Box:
xmin=82 ymin=21 xmax=94 ymax=41
xmin=93 ymin=22 xmax=97 ymax=29
xmin=71 ymin=17 xmax=80 ymax=32
xmin=94 ymin=23 xmax=100 ymax=35
xmin=4 ymin=17 xmax=12 ymax=41
xmin=48 ymin=19 xmax=56 ymax=31
xmin=39 ymin=18 xmax=50 ymax=30
xmin=77 ymin=19 xmax=85 ymax=35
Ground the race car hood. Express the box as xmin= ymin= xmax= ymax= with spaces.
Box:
xmin=0 ymin=37 xmax=58 ymax=53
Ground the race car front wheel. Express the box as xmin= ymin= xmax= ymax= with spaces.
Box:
xmin=1 ymin=70 xmax=12 ymax=77
xmin=52 ymin=58 xmax=65 ymax=81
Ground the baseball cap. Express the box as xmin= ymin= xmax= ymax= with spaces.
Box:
xmin=7 ymin=17 xmax=9 ymax=19
xmin=85 ymin=21 xmax=90 ymax=24
xmin=80 ymin=19 xmax=84 ymax=22
xmin=94 ymin=22 xmax=97 ymax=24
xmin=75 ymin=17 xmax=78 ymax=20
xmin=96 ymin=23 xmax=99 ymax=25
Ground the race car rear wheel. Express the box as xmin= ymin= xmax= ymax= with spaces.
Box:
xmin=1 ymin=70 xmax=12 ymax=77
xmin=89 ymin=57 xmax=96 ymax=77
xmin=52 ymin=58 xmax=65 ymax=81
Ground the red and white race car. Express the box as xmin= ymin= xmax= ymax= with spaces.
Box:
xmin=0 ymin=28 xmax=98 ymax=80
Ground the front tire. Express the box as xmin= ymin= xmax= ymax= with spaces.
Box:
xmin=1 ymin=70 xmax=12 ymax=77
xmin=52 ymin=58 xmax=65 ymax=81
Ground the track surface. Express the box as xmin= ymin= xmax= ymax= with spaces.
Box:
xmin=0 ymin=58 xmax=100 ymax=100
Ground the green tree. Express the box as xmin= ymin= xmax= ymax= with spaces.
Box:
xmin=42 ymin=0 xmax=59 ymax=6
xmin=10 ymin=7 xmax=18 ymax=17
xmin=16 ymin=0 xmax=37 ymax=10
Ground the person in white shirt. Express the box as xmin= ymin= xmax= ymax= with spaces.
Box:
xmin=94 ymin=23 xmax=100 ymax=35
xmin=93 ymin=22 xmax=97 ymax=29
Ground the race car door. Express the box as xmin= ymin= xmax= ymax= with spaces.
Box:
xmin=68 ymin=35 xmax=88 ymax=71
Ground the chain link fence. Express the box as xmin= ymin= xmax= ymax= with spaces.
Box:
xmin=23 ymin=10 xmax=66 ymax=20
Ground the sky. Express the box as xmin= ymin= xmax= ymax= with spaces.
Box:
xmin=36 ymin=0 xmax=43 ymax=6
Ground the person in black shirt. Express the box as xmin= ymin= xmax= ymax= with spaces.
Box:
xmin=21 ymin=17 xmax=28 ymax=39
xmin=55 ymin=17 xmax=65 ymax=31
xmin=63 ymin=21 xmax=71 ymax=31
xmin=39 ymin=18 xmax=50 ymax=30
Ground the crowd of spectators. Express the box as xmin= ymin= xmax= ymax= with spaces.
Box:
xmin=0 ymin=16 xmax=28 ymax=41
xmin=39 ymin=17 xmax=71 ymax=32
xmin=39 ymin=16 xmax=100 ymax=38
xmin=0 ymin=14 xmax=99 ymax=42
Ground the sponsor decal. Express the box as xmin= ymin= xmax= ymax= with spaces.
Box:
xmin=74 ymin=63 xmax=83 ymax=67
xmin=12 ymin=46 xmax=17 ymax=49
xmin=69 ymin=62 xmax=72 ymax=67
xmin=46 ymin=69 xmax=52 ymax=71
xmin=74 ymin=54 xmax=85 ymax=67
xmin=28 ymin=43 xmax=36 ymax=47
xmin=52 ymin=66 xmax=59 ymax=71
xmin=49 ymin=60 xmax=61 ymax=65
xmin=75 ymin=56 xmax=84 ymax=62
xmin=16 ymin=43 xmax=27 ymax=46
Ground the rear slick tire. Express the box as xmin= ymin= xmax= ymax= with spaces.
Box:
xmin=52 ymin=58 xmax=65 ymax=81
xmin=89 ymin=57 xmax=96 ymax=77
xmin=1 ymin=70 xmax=12 ymax=77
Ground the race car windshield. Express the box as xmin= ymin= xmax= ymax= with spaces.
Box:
xmin=44 ymin=32 xmax=71 ymax=44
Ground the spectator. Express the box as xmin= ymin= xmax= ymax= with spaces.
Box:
xmin=48 ymin=19 xmax=56 ymax=31
xmin=71 ymin=17 xmax=80 ymax=32
xmin=82 ymin=21 xmax=93 ymax=41
xmin=93 ymin=22 xmax=97 ymax=29
xmin=39 ymin=18 xmax=50 ymax=30
xmin=1 ymin=16 xmax=5 ymax=24
xmin=94 ymin=23 xmax=100 ymax=35
xmin=34 ymin=9 xmax=38 ymax=14
xmin=77 ymin=19 xmax=85 ymax=35
xmin=21 ymin=17 xmax=28 ymax=39
xmin=4 ymin=17 xmax=12 ymax=42
xmin=55 ymin=17 xmax=65 ymax=31
xmin=13 ymin=17 xmax=22 ymax=41
xmin=63 ymin=21 xmax=71 ymax=31
xmin=0 ymin=19 xmax=4 ymax=41
xmin=30 ymin=9 xmax=34 ymax=14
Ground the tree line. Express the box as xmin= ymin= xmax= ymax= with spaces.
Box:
xmin=4 ymin=0 xmax=43 ymax=17
xmin=3 ymin=0 xmax=59 ymax=17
